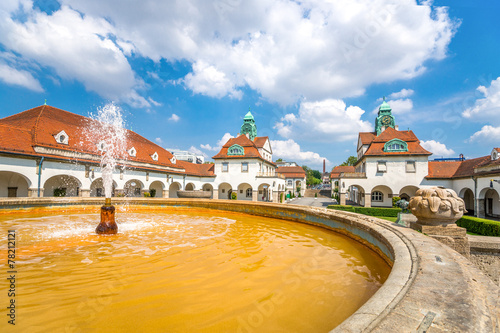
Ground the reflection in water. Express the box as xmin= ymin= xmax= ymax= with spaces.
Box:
xmin=0 ymin=207 xmax=390 ymax=332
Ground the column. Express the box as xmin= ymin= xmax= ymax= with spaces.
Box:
xmin=364 ymin=193 xmax=372 ymax=207
xmin=340 ymin=192 xmax=346 ymax=205
xmin=252 ymin=189 xmax=258 ymax=202
xmin=28 ymin=188 xmax=39 ymax=197
xmin=80 ymin=189 xmax=91 ymax=197
xmin=162 ymin=189 xmax=169 ymax=198
xmin=477 ymin=198 xmax=485 ymax=218
xmin=212 ymin=190 xmax=218 ymax=200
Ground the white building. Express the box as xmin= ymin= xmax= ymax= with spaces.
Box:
xmin=276 ymin=163 xmax=306 ymax=197
xmin=168 ymin=149 xmax=205 ymax=164
xmin=339 ymin=100 xmax=500 ymax=219
xmin=0 ymin=105 xmax=284 ymax=202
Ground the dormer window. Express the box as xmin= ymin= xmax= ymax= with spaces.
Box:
xmin=151 ymin=152 xmax=158 ymax=161
xmin=128 ymin=147 xmax=136 ymax=157
xmin=54 ymin=130 xmax=69 ymax=145
xmin=384 ymin=139 xmax=408 ymax=152
xmin=97 ymin=141 xmax=107 ymax=152
xmin=492 ymin=149 xmax=499 ymax=161
xmin=170 ymin=156 xmax=176 ymax=164
xmin=228 ymin=144 xmax=244 ymax=156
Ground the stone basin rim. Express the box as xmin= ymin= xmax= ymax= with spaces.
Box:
xmin=0 ymin=197 xmax=497 ymax=332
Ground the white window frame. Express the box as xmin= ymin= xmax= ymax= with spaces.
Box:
xmin=377 ymin=161 xmax=387 ymax=173
xmin=372 ymin=191 xmax=383 ymax=202
xmin=406 ymin=160 xmax=416 ymax=173
xmin=222 ymin=162 xmax=229 ymax=172
xmin=246 ymin=188 xmax=252 ymax=198
xmin=241 ymin=162 xmax=248 ymax=172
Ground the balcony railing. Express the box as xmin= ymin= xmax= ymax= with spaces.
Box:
xmin=340 ymin=172 xmax=366 ymax=179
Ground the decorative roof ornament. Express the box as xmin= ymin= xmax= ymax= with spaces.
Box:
xmin=241 ymin=109 xmax=257 ymax=140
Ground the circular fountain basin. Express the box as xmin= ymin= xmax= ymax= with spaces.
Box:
xmin=0 ymin=206 xmax=389 ymax=332
xmin=176 ymin=190 xmax=212 ymax=199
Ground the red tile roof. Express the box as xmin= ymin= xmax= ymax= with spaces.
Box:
xmin=359 ymin=132 xmax=376 ymax=145
xmin=361 ymin=127 xmax=431 ymax=157
xmin=0 ymin=105 xmax=214 ymax=177
xmin=253 ymin=136 xmax=268 ymax=148
xmin=213 ymin=134 xmax=275 ymax=165
xmin=330 ymin=165 xmax=355 ymax=178
xmin=277 ymin=166 xmax=306 ymax=179
xmin=426 ymin=156 xmax=492 ymax=179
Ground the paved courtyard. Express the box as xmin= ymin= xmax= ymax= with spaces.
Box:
xmin=286 ymin=196 xmax=336 ymax=208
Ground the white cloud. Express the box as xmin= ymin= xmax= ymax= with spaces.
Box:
xmin=148 ymin=97 xmax=161 ymax=107
xmin=468 ymin=125 xmax=500 ymax=143
xmin=57 ymin=0 xmax=458 ymax=105
xmin=275 ymin=99 xmax=372 ymax=142
xmin=463 ymin=77 xmax=500 ymax=124
xmin=200 ymin=132 xmax=234 ymax=152
xmin=373 ymin=98 xmax=413 ymax=115
xmin=0 ymin=3 xmax=148 ymax=106
xmin=0 ymin=61 xmax=43 ymax=92
xmin=388 ymin=88 xmax=414 ymax=99
xmin=271 ymin=139 xmax=329 ymax=166
xmin=420 ymin=140 xmax=455 ymax=157
xmin=155 ymin=137 xmax=163 ymax=145
xmin=169 ymin=114 xmax=180 ymax=122
xmin=188 ymin=145 xmax=208 ymax=158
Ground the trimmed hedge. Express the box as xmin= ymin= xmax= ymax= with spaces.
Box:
xmin=456 ymin=216 xmax=500 ymax=237
xmin=327 ymin=205 xmax=400 ymax=217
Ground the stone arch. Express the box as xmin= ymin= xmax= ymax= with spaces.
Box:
xmin=169 ymin=182 xmax=181 ymax=198
xmin=185 ymin=182 xmax=195 ymax=191
xmin=149 ymin=181 xmax=165 ymax=198
xmin=398 ymin=185 xmax=419 ymax=201
xmin=482 ymin=188 xmax=499 ymax=217
xmin=90 ymin=178 xmax=117 ymax=197
xmin=370 ymin=185 xmax=393 ymax=207
xmin=258 ymin=183 xmax=271 ymax=202
xmin=218 ymin=182 xmax=232 ymax=200
xmin=346 ymin=184 xmax=366 ymax=206
xmin=124 ymin=179 xmax=144 ymax=197
xmin=202 ymin=183 xmax=214 ymax=199
xmin=44 ymin=175 xmax=82 ymax=197
xmin=237 ymin=183 xmax=253 ymax=201
xmin=459 ymin=187 xmax=474 ymax=215
xmin=0 ymin=171 xmax=31 ymax=197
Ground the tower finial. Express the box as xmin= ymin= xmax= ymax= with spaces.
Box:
xmin=383 ymin=96 xmax=386 ymax=101
xmin=44 ymin=99 xmax=47 ymax=105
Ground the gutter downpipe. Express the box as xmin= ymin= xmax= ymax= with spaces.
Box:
xmin=472 ymin=176 xmax=478 ymax=217
xmin=38 ymin=157 xmax=45 ymax=197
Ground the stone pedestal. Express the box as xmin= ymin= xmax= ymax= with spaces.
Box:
xmin=340 ymin=192 xmax=346 ymax=205
xmin=79 ymin=189 xmax=90 ymax=197
xmin=162 ymin=190 xmax=169 ymax=198
xmin=410 ymin=222 xmax=470 ymax=258
xmin=364 ymin=193 xmax=371 ymax=207
xmin=396 ymin=212 xmax=417 ymax=227
xmin=212 ymin=190 xmax=218 ymax=200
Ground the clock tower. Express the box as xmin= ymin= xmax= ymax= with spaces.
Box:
xmin=375 ymin=97 xmax=395 ymax=135
xmin=240 ymin=109 xmax=257 ymax=140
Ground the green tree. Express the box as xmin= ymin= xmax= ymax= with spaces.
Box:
xmin=302 ymin=165 xmax=322 ymax=186
xmin=340 ymin=156 xmax=357 ymax=166
xmin=276 ymin=158 xmax=283 ymax=162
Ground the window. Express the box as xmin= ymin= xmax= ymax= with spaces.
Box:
xmin=222 ymin=162 xmax=228 ymax=172
xmin=377 ymin=161 xmax=387 ymax=172
xmin=128 ymin=147 xmax=136 ymax=157
xmin=246 ymin=188 xmax=252 ymax=198
xmin=241 ymin=162 xmax=248 ymax=172
xmin=151 ymin=152 xmax=158 ymax=161
xmin=372 ymin=191 xmax=383 ymax=202
xmin=54 ymin=130 xmax=69 ymax=145
xmin=406 ymin=161 xmax=416 ymax=173
xmin=383 ymin=139 xmax=408 ymax=152
xmin=287 ymin=180 xmax=292 ymax=186
xmin=228 ymin=144 xmax=244 ymax=156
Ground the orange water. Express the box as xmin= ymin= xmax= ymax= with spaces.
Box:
xmin=0 ymin=207 xmax=390 ymax=332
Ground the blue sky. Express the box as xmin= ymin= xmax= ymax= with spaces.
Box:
xmin=0 ymin=0 xmax=499 ymax=171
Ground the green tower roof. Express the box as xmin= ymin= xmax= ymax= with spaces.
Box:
xmin=244 ymin=111 xmax=254 ymax=120
xmin=379 ymin=97 xmax=391 ymax=112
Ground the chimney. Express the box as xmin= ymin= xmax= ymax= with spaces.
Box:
xmin=323 ymin=159 xmax=325 ymax=174
xmin=395 ymin=125 xmax=399 ymax=130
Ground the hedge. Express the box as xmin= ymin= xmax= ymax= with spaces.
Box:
xmin=327 ymin=205 xmax=400 ymax=217
xmin=456 ymin=216 xmax=500 ymax=237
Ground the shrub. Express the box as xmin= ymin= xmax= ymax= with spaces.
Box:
xmin=231 ymin=192 xmax=237 ymax=200
xmin=392 ymin=196 xmax=401 ymax=207
xmin=456 ymin=216 xmax=500 ymax=236
xmin=143 ymin=192 xmax=151 ymax=197
xmin=314 ymin=193 xmax=318 ymax=198
xmin=298 ymin=192 xmax=301 ymax=198
xmin=53 ymin=188 xmax=66 ymax=197
xmin=280 ymin=193 xmax=283 ymax=203
xmin=149 ymin=189 xmax=156 ymax=197
xmin=327 ymin=205 xmax=399 ymax=217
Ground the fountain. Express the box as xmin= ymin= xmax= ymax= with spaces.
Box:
xmin=83 ymin=103 xmax=128 ymax=234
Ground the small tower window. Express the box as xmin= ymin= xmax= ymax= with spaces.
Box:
xmin=170 ymin=156 xmax=176 ymax=164
xmin=128 ymin=147 xmax=136 ymax=157
xmin=151 ymin=152 xmax=158 ymax=161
